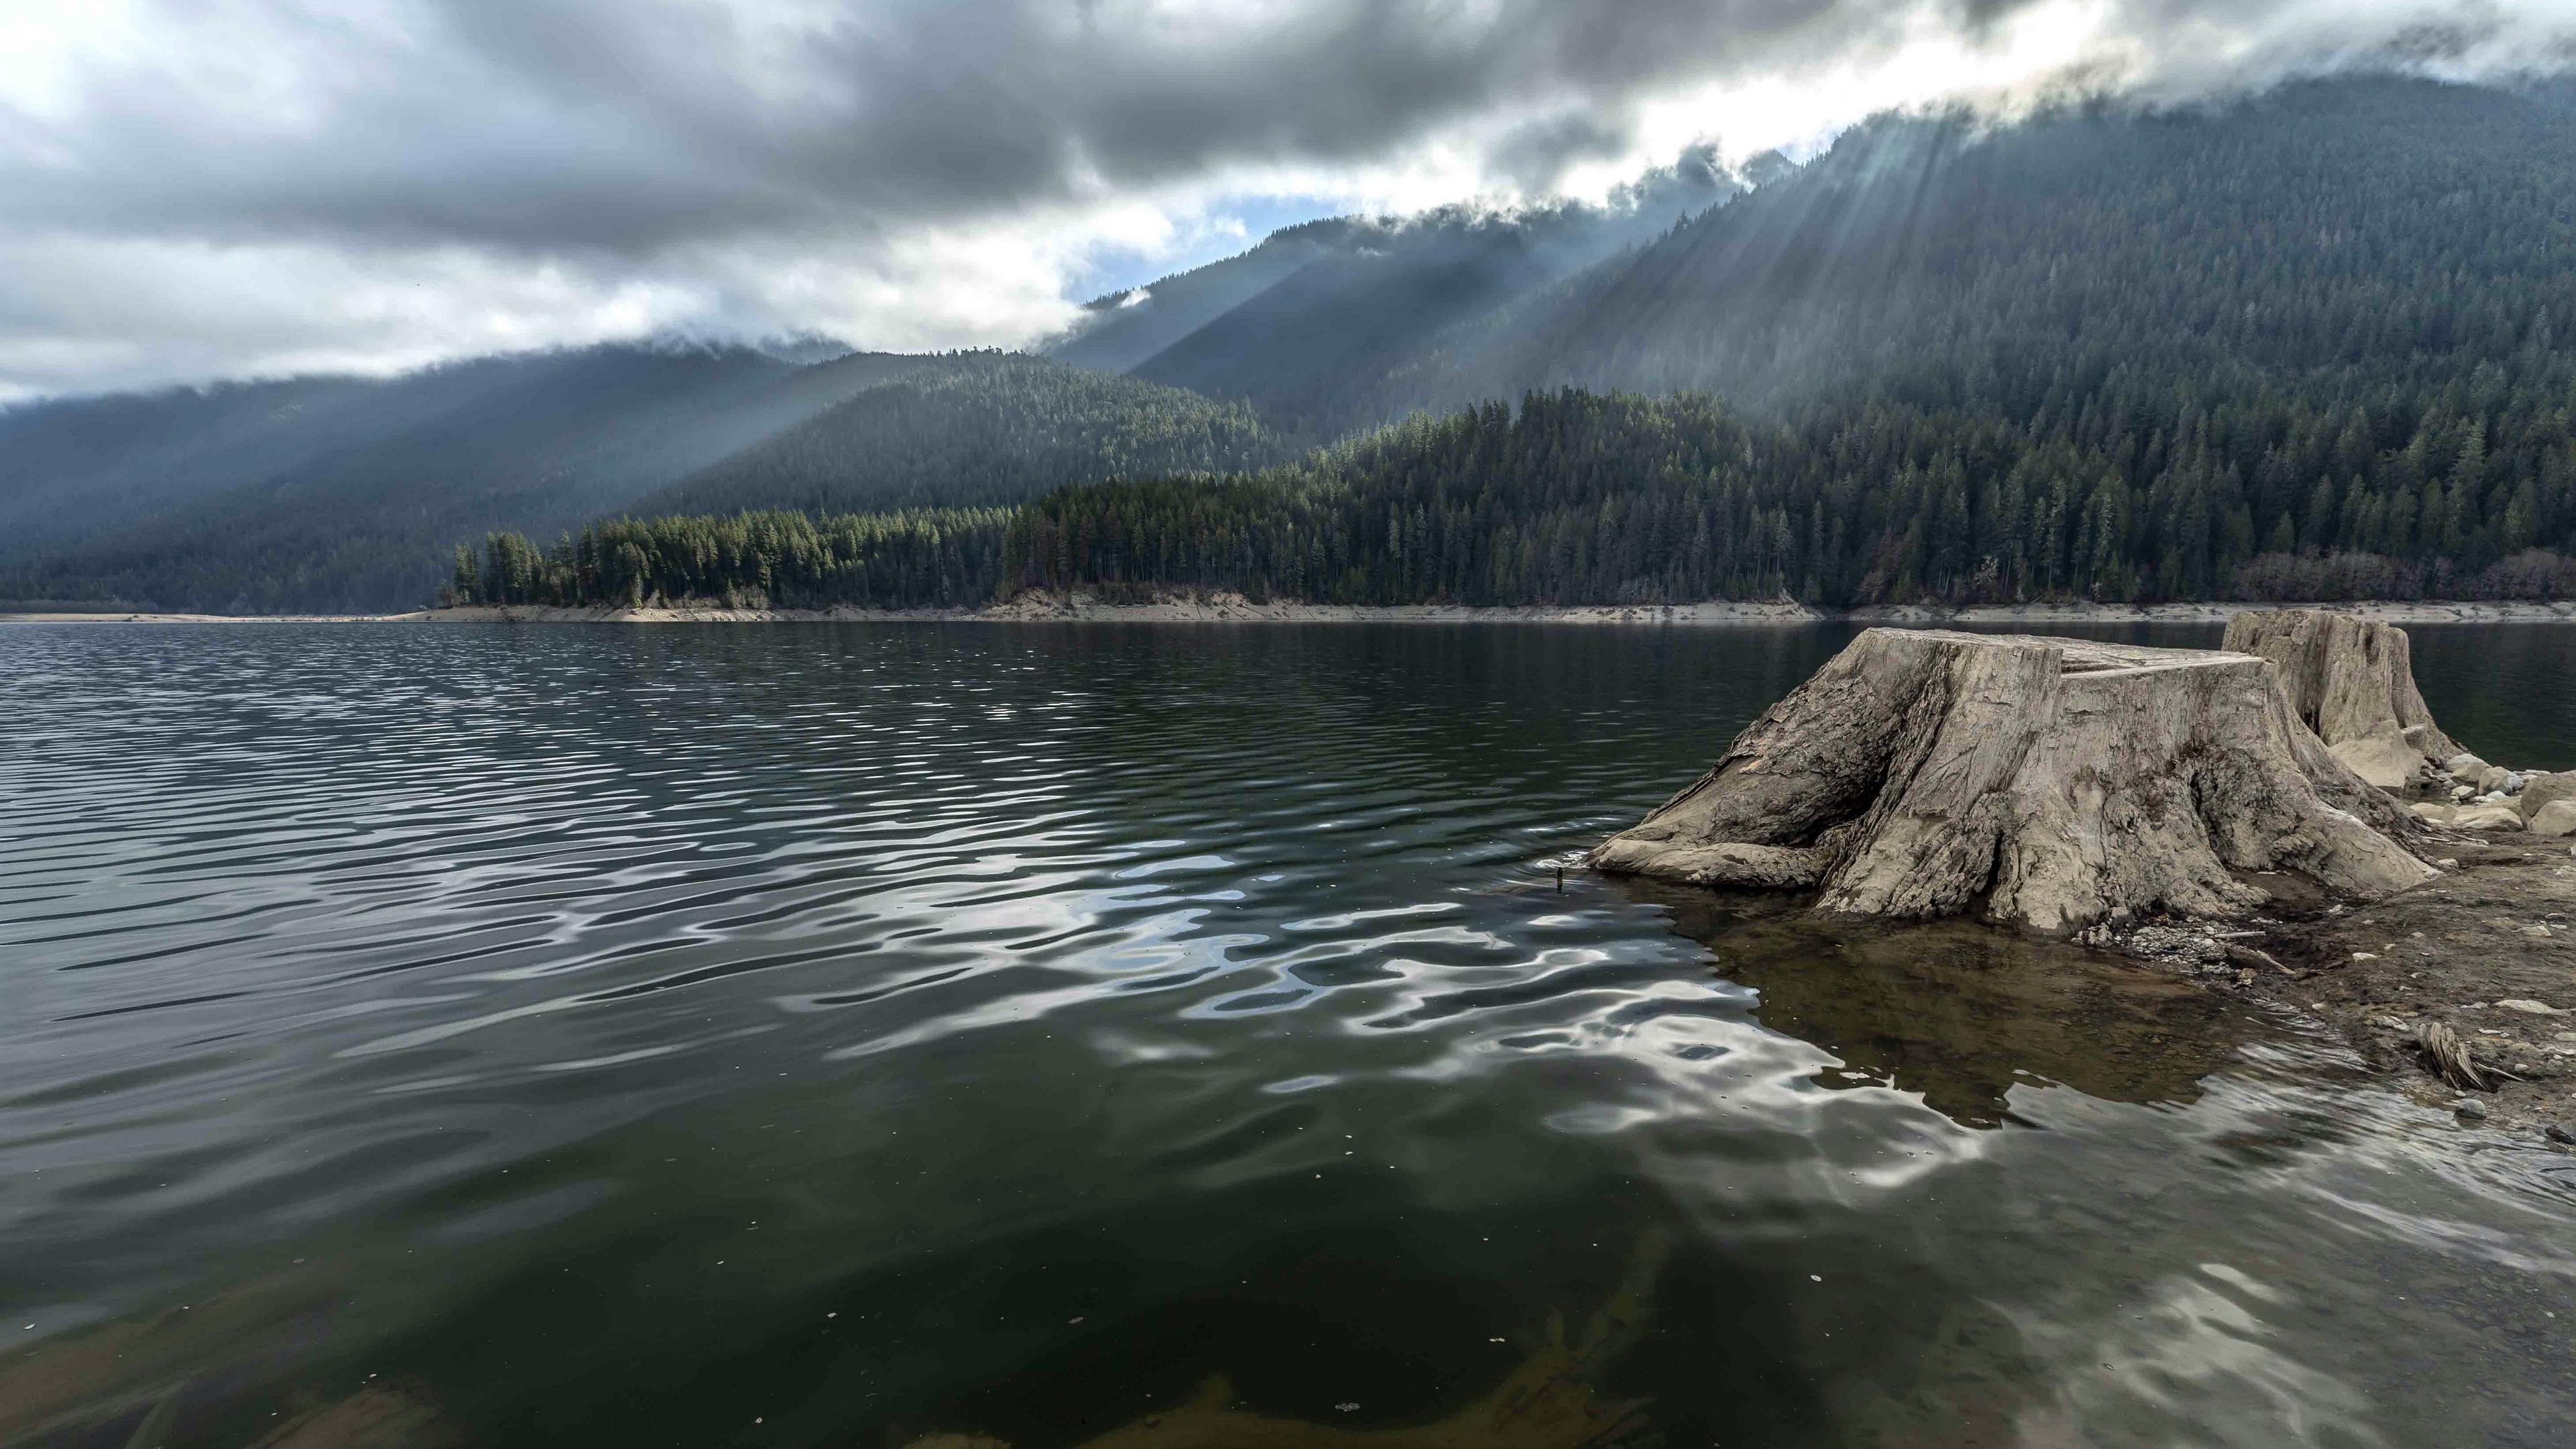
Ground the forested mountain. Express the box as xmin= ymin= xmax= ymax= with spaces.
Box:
xmin=974 ymin=76 xmax=2575 ymax=609
xmin=1376 ymin=77 xmax=2576 ymax=421
xmin=1045 ymin=223 xmax=1356 ymax=376
xmin=635 ymin=353 xmax=1291 ymax=517
xmin=0 ymin=343 xmax=937 ymax=611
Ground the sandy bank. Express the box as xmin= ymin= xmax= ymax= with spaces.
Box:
xmin=11 ymin=596 xmax=2576 ymax=625
xmin=1 ymin=610 xmax=402 ymax=623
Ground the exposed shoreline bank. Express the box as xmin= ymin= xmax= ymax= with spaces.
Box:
xmin=12 ymin=596 xmax=2576 ymax=626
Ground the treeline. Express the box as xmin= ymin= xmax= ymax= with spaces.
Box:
xmin=445 ymin=508 xmax=1010 ymax=610
xmin=452 ymin=383 xmax=2576 ymax=611
xmin=1012 ymin=386 xmax=2576 ymax=606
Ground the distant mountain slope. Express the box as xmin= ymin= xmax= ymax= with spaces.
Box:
xmin=1125 ymin=214 xmax=1587 ymax=429
xmin=0 ymin=343 xmax=929 ymax=612
xmin=637 ymin=353 xmax=1290 ymax=518
xmin=1379 ymin=77 xmax=2576 ymax=419
xmin=1046 ymin=158 xmax=1739 ymax=429
xmin=1044 ymin=221 xmax=1354 ymax=376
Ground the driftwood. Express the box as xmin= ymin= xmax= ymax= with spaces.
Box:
xmin=1591 ymin=629 xmax=2436 ymax=935
xmin=2221 ymin=609 xmax=2459 ymax=786
xmin=2222 ymin=943 xmax=2294 ymax=976
xmin=2416 ymin=1021 xmax=2491 ymax=1091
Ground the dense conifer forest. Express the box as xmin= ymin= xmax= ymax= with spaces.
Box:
xmin=453 ymin=382 xmax=2576 ymax=611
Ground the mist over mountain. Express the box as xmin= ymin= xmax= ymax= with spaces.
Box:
xmin=1374 ymin=76 xmax=2576 ymax=421
xmin=1054 ymin=76 xmax=2576 ymax=441
xmin=0 ymin=343 xmax=922 ymax=611
xmin=637 ymin=353 xmax=1292 ymax=517
xmin=11 ymin=74 xmax=2576 ymax=613
xmin=1046 ymin=152 xmax=1740 ymax=426
xmin=462 ymin=74 xmax=2576 ymax=616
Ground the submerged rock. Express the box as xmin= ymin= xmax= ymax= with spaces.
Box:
xmin=904 ymin=1234 xmax=1672 ymax=1449
xmin=1591 ymin=629 xmax=2433 ymax=934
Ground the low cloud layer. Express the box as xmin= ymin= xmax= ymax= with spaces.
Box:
xmin=3 ymin=0 xmax=2570 ymax=398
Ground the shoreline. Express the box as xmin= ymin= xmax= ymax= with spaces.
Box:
xmin=11 ymin=596 xmax=2576 ymax=626
xmin=2098 ymin=833 xmax=2576 ymax=1138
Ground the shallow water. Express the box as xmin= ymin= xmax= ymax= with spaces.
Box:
xmin=3 ymin=621 xmax=2573 ymax=1448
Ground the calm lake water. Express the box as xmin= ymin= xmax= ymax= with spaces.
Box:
xmin=5 ymin=621 xmax=2574 ymax=1448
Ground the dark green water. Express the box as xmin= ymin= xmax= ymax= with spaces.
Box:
xmin=4 ymin=622 xmax=2573 ymax=1449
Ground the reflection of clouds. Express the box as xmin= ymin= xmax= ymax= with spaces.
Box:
xmin=2306 ymin=1183 xmax=2576 ymax=1279
xmin=2010 ymin=1265 xmax=2386 ymax=1448
xmin=1282 ymin=901 xmax=1464 ymax=932
xmin=1382 ymin=949 xmax=1997 ymax=1201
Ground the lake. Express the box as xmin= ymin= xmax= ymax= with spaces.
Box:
xmin=5 ymin=621 xmax=2573 ymax=1448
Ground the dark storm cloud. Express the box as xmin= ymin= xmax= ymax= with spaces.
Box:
xmin=2 ymin=0 xmax=2569 ymax=396
xmin=0 ymin=0 xmax=2063 ymax=254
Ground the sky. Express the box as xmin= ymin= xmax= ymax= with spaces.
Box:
xmin=2 ymin=0 xmax=2571 ymax=402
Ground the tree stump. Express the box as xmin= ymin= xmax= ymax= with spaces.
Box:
xmin=1590 ymin=629 xmax=2436 ymax=934
xmin=2220 ymin=608 xmax=2458 ymax=787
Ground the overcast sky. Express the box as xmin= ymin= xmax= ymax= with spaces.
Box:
xmin=2 ymin=0 xmax=2569 ymax=401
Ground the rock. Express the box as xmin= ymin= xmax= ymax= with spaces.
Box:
xmin=2496 ymin=998 xmax=2568 ymax=1014
xmin=1592 ymin=629 xmax=2434 ymax=934
xmin=2410 ymin=802 xmax=2450 ymax=822
xmin=2519 ymin=771 xmax=2576 ymax=824
xmin=2435 ymin=857 xmax=2459 ymax=868
xmin=2455 ymin=1097 xmax=2489 ymax=1120
xmin=2370 ymin=1014 xmax=2408 ymax=1030
xmin=2548 ymin=1124 xmax=2576 ymax=1145
xmin=2445 ymin=751 xmax=2486 ymax=775
xmin=2504 ymin=771 xmax=2528 ymax=795
xmin=2453 ymin=804 xmax=2524 ymax=831
xmin=2450 ymin=784 xmax=2477 ymax=801
xmin=2528 ymin=799 xmax=2576 ymax=839
xmin=2222 ymin=610 xmax=2461 ymax=780
xmin=2477 ymin=765 xmax=2511 ymax=794
xmin=2330 ymin=733 xmax=2428 ymax=791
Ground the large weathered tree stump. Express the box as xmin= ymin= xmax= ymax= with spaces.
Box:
xmin=1590 ymin=629 xmax=2436 ymax=934
xmin=2220 ymin=608 xmax=2459 ymax=787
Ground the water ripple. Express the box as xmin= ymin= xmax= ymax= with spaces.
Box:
xmin=3 ymin=621 xmax=2572 ymax=1448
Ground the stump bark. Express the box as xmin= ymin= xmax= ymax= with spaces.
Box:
xmin=2219 ymin=608 xmax=2458 ymax=786
xmin=1590 ymin=629 xmax=2436 ymax=934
